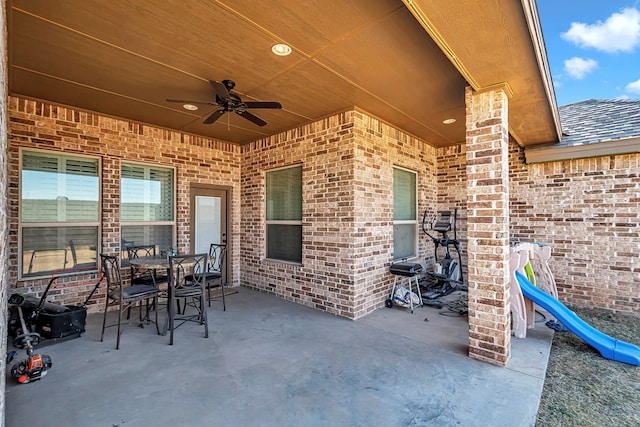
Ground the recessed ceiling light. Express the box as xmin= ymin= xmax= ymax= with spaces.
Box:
xmin=442 ymin=118 xmax=456 ymax=124
xmin=271 ymin=43 xmax=292 ymax=56
xmin=183 ymin=104 xmax=198 ymax=111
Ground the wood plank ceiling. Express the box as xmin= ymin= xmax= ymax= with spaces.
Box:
xmin=7 ymin=0 xmax=560 ymax=147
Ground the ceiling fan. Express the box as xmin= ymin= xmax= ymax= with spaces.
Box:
xmin=167 ymin=79 xmax=282 ymax=127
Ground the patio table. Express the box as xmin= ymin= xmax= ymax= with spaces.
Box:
xmin=128 ymin=256 xmax=197 ymax=335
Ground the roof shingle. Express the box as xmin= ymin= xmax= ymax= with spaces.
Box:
xmin=559 ymin=99 xmax=640 ymax=147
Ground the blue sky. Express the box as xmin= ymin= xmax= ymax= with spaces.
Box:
xmin=537 ymin=1 xmax=640 ymax=106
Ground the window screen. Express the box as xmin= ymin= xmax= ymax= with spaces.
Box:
xmin=393 ymin=167 xmax=417 ymax=259
xmin=266 ymin=165 xmax=302 ymax=263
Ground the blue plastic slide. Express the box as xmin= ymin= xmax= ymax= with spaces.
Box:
xmin=515 ymin=271 xmax=640 ymax=366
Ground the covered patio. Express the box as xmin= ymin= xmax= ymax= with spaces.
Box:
xmin=5 ymin=288 xmax=554 ymax=427
xmin=2 ymin=1 xmax=639 ymax=426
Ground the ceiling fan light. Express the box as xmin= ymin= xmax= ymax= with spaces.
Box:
xmin=271 ymin=43 xmax=292 ymax=56
xmin=183 ymin=104 xmax=198 ymax=111
xmin=442 ymin=118 xmax=456 ymax=124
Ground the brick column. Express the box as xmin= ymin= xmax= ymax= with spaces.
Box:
xmin=465 ymin=86 xmax=511 ymax=366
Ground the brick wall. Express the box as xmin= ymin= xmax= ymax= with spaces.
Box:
xmin=8 ymin=93 xmax=637 ymax=345
xmin=510 ymin=145 xmax=640 ymax=314
xmin=437 ymin=137 xmax=640 ymax=316
xmin=436 ymin=144 xmax=468 ymax=278
xmin=351 ymin=111 xmax=437 ymax=318
xmin=7 ymin=97 xmax=241 ymax=312
xmin=241 ymin=110 xmax=437 ymax=319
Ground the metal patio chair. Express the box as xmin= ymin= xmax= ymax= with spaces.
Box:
xmin=186 ymin=243 xmax=227 ymax=310
xmin=100 ymin=254 xmax=159 ymax=350
xmin=167 ymin=253 xmax=209 ymax=345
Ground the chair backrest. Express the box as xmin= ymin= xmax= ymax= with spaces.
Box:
xmin=127 ymin=244 xmax=157 ymax=280
xmin=169 ymin=253 xmax=208 ymax=290
xmin=208 ymin=243 xmax=227 ymax=274
xmin=127 ymin=244 xmax=157 ymax=260
xmin=100 ymin=254 xmax=124 ymax=298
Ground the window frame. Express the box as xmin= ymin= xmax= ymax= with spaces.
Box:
xmin=18 ymin=148 xmax=102 ymax=280
xmin=392 ymin=165 xmax=418 ymax=261
xmin=120 ymin=161 xmax=176 ymax=262
xmin=264 ymin=164 xmax=303 ymax=264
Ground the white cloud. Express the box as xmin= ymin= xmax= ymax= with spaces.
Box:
xmin=626 ymin=78 xmax=640 ymax=94
xmin=561 ymin=7 xmax=640 ymax=53
xmin=563 ymin=57 xmax=598 ymax=79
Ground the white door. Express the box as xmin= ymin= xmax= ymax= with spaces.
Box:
xmin=191 ymin=187 xmax=227 ymax=254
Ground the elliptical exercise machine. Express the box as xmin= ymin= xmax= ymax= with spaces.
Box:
xmin=420 ymin=208 xmax=464 ymax=300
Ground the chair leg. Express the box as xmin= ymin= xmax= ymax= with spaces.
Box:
xmin=153 ymin=295 xmax=160 ymax=335
xmin=116 ymin=303 xmax=124 ymax=350
xmin=100 ymin=300 xmax=109 ymax=343
xmin=207 ymin=281 xmax=226 ymax=310
xmin=169 ymin=295 xmax=175 ymax=345
xmin=201 ymin=293 xmax=209 ymax=339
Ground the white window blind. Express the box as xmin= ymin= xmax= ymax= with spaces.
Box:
xmin=20 ymin=150 xmax=100 ymax=278
xmin=121 ymin=164 xmax=174 ymax=222
xmin=121 ymin=163 xmax=175 ymax=258
xmin=21 ymin=151 xmax=99 ymax=222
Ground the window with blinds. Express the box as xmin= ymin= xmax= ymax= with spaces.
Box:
xmin=266 ymin=165 xmax=302 ymax=263
xmin=20 ymin=150 xmax=100 ymax=278
xmin=393 ymin=167 xmax=417 ymax=260
xmin=121 ymin=163 xmax=175 ymax=259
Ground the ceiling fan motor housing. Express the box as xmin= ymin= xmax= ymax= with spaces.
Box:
xmin=168 ymin=79 xmax=281 ymax=126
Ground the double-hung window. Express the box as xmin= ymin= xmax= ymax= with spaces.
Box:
xmin=393 ymin=166 xmax=417 ymax=260
xmin=265 ymin=165 xmax=302 ymax=263
xmin=120 ymin=163 xmax=175 ymax=259
xmin=20 ymin=150 xmax=100 ymax=278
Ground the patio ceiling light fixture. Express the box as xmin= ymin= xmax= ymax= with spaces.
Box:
xmin=183 ymin=104 xmax=199 ymax=111
xmin=271 ymin=43 xmax=292 ymax=56
xmin=442 ymin=118 xmax=456 ymax=124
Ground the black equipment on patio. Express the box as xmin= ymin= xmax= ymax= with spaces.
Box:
xmin=386 ymin=261 xmax=424 ymax=313
xmin=8 ymin=267 xmax=103 ymax=343
xmin=8 ymin=293 xmax=53 ymax=384
xmin=420 ymin=209 xmax=464 ymax=300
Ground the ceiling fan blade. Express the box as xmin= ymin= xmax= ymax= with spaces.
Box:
xmin=210 ymin=80 xmax=230 ymax=100
xmin=167 ymin=99 xmax=217 ymax=105
xmin=203 ymin=109 xmax=226 ymax=124
xmin=236 ymin=110 xmax=267 ymax=126
xmin=243 ymin=101 xmax=282 ymax=109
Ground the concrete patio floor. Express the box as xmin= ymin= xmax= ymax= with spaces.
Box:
xmin=5 ymin=287 xmax=554 ymax=427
